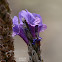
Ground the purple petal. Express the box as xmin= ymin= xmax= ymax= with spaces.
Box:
xmin=19 ymin=10 xmax=28 ymax=23
xmin=18 ymin=24 xmax=29 ymax=45
xmin=39 ymin=24 xmax=47 ymax=32
xmin=33 ymin=17 xmax=41 ymax=25
xmin=12 ymin=16 xmax=18 ymax=25
xmin=28 ymin=24 xmax=36 ymax=38
xmin=26 ymin=10 xmax=35 ymax=24
xmin=12 ymin=32 xmax=17 ymax=37
xmin=32 ymin=13 xmax=47 ymax=32
xmin=32 ymin=13 xmax=42 ymax=21
xmin=19 ymin=10 xmax=35 ymax=25
xmin=32 ymin=13 xmax=42 ymax=25
xmin=13 ymin=25 xmax=19 ymax=34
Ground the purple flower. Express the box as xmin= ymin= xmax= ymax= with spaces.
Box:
xmin=12 ymin=10 xmax=47 ymax=45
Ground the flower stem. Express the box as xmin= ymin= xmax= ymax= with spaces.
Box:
xmin=28 ymin=41 xmax=42 ymax=62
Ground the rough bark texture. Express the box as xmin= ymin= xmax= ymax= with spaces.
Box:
xmin=0 ymin=0 xmax=16 ymax=62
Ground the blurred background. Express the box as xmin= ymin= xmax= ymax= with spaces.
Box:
xmin=8 ymin=0 xmax=62 ymax=62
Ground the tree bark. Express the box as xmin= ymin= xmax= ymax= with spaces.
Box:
xmin=0 ymin=0 xmax=16 ymax=62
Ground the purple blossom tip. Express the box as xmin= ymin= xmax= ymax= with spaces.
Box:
xmin=12 ymin=9 xmax=47 ymax=45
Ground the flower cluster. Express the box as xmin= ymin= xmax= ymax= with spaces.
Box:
xmin=12 ymin=10 xmax=47 ymax=45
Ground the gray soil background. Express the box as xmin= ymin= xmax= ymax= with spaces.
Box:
xmin=8 ymin=0 xmax=62 ymax=62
